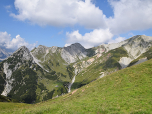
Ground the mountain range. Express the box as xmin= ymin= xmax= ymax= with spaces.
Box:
xmin=0 ymin=35 xmax=152 ymax=103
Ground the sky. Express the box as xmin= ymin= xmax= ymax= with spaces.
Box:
xmin=0 ymin=0 xmax=152 ymax=51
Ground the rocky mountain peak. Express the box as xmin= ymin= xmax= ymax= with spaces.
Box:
xmin=17 ymin=46 xmax=29 ymax=51
xmin=11 ymin=46 xmax=33 ymax=61
xmin=63 ymin=43 xmax=86 ymax=55
xmin=69 ymin=43 xmax=85 ymax=49
xmin=61 ymin=43 xmax=87 ymax=64
xmin=37 ymin=45 xmax=47 ymax=50
xmin=31 ymin=45 xmax=49 ymax=60
xmin=123 ymin=35 xmax=152 ymax=59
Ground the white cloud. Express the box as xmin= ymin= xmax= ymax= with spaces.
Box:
xmin=66 ymin=0 xmax=152 ymax=48
xmin=11 ymin=0 xmax=107 ymax=29
xmin=0 ymin=31 xmax=37 ymax=50
xmin=66 ymin=29 xmax=113 ymax=48
xmin=10 ymin=0 xmax=152 ymax=48
xmin=0 ymin=31 xmax=11 ymax=45
xmin=11 ymin=0 xmax=152 ymax=31
xmin=108 ymin=0 xmax=152 ymax=34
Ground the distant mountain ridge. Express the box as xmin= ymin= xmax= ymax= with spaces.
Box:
xmin=0 ymin=47 xmax=13 ymax=62
xmin=0 ymin=35 xmax=152 ymax=103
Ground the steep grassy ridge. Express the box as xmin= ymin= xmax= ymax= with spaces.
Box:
xmin=1 ymin=57 xmax=152 ymax=113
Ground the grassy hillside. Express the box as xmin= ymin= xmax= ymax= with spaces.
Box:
xmin=1 ymin=57 xmax=152 ymax=113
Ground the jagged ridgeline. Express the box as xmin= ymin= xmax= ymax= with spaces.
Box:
xmin=0 ymin=43 xmax=88 ymax=103
xmin=0 ymin=35 xmax=152 ymax=103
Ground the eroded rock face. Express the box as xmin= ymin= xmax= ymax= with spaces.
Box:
xmin=31 ymin=45 xmax=59 ymax=59
xmin=1 ymin=62 xmax=13 ymax=96
xmin=123 ymin=35 xmax=152 ymax=59
xmin=31 ymin=45 xmax=49 ymax=60
xmin=118 ymin=35 xmax=152 ymax=68
xmin=12 ymin=46 xmax=33 ymax=61
xmin=119 ymin=57 xmax=133 ymax=69
xmin=61 ymin=43 xmax=87 ymax=64
xmin=50 ymin=46 xmax=58 ymax=53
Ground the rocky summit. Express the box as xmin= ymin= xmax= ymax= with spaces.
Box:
xmin=0 ymin=35 xmax=152 ymax=103
xmin=61 ymin=43 xmax=87 ymax=63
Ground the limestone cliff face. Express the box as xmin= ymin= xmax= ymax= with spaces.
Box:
xmin=61 ymin=43 xmax=87 ymax=64
xmin=31 ymin=45 xmax=49 ymax=60
xmin=119 ymin=35 xmax=152 ymax=68
xmin=13 ymin=46 xmax=33 ymax=61
xmin=123 ymin=35 xmax=152 ymax=59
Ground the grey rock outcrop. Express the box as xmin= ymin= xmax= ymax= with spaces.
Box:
xmin=31 ymin=45 xmax=49 ymax=60
xmin=119 ymin=35 xmax=152 ymax=68
xmin=61 ymin=43 xmax=87 ymax=64
xmin=31 ymin=45 xmax=59 ymax=61
xmin=11 ymin=46 xmax=33 ymax=62
xmin=123 ymin=35 xmax=152 ymax=59
xmin=1 ymin=62 xmax=13 ymax=96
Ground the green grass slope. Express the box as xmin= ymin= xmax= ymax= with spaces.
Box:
xmin=1 ymin=57 xmax=152 ymax=113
